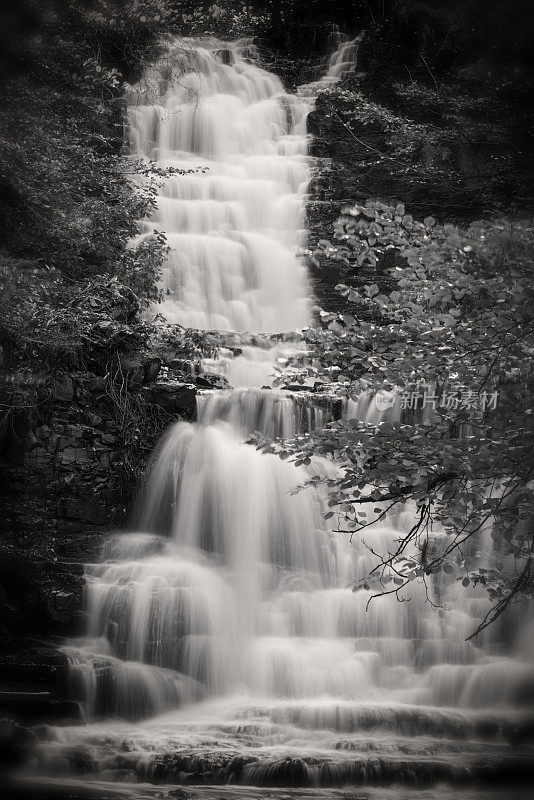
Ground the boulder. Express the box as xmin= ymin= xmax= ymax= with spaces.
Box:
xmin=215 ymin=48 xmax=234 ymax=65
xmin=50 ymin=374 xmax=74 ymax=402
xmin=195 ymin=372 xmax=232 ymax=390
xmin=143 ymin=357 xmax=161 ymax=383
xmin=142 ymin=381 xmax=196 ymax=419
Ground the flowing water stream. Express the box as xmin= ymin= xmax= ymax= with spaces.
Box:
xmin=28 ymin=36 xmax=534 ymax=798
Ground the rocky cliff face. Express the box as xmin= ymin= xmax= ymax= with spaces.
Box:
xmin=0 ymin=312 xmax=217 ymax=672
xmin=1 ymin=339 xmax=201 ymax=563
xmin=0 ymin=321 xmax=206 ymax=725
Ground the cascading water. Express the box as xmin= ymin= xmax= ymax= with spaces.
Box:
xmin=29 ymin=36 xmax=534 ymax=798
xmin=129 ymin=37 xmax=311 ymax=333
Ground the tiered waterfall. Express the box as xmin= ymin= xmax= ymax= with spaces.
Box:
xmin=32 ymin=36 xmax=534 ymax=797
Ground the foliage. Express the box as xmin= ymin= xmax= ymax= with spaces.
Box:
xmin=0 ymin=1 xmax=178 ymax=287
xmin=104 ymin=359 xmax=172 ymax=495
xmin=179 ymin=3 xmax=270 ymax=38
xmin=258 ymin=201 xmax=534 ymax=636
xmin=0 ymin=1 xmax=188 ymax=432
xmin=0 ymin=1 xmax=296 ymax=370
xmin=0 ymin=253 xmax=144 ymax=450
xmin=313 ymin=79 xmax=530 ymax=217
xmin=0 ymin=257 xmax=148 ymax=368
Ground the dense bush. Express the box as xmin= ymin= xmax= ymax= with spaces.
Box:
xmin=258 ymin=202 xmax=534 ymax=636
xmin=311 ymin=77 xmax=531 ymax=218
xmin=0 ymin=2 xmax=177 ymax=289
xmin=0 ymin=1 xmax=187 ymax=456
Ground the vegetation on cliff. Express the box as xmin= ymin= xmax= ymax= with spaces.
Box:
xmin=292 ymin=2 xmax=533 ymax=633
xmin=258 ymin=203 xmax=534 ymax=636
xmin=0 ymin=2 xmax=168 ymax=443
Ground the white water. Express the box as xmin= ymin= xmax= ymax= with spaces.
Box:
xmin=324 ymin=31 xmax=363 ymax=82
xmin=129 ymin=37 xmax=311 ymax=333
xmin=32 ymin=36 xmax=534 ymax=795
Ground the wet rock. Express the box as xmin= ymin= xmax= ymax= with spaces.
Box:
xmin=243 ymin=756 xmax=312 ymax=787
xmin=196 ymin=372 xmax=232 ymax=390
xmin=503 ymin=716 xmax=534 ymax=745
xmin=0 ymin=718 xmax=37 ymax=769
xmin=471 ymin=756 xmax=534 ymax=786
xmin=0 ymin=550 xmax=84 ymax=637
xmin=283 ymin=383 xmax=315 ymax=393
xmin=50 ymin=374 xmax=74 ymax=402
xmin=169 ymin=358 xmax=195 ymax=378
xmin=215 ymin=48 xmax=234 ymax=65
xmin=142 ymin=381 xmax=196 ymax=419
xmin=144 ymin=357 xmax=162 ymax=383
xmin=0 ymin=640 xmax=68 ymax=685
xmin=56 ymin=496 xmax=109 ymax=525
xmin=0 ymin=639 xmax=78 ymax=727
xmin=55 ymin=529 xmax=108 ymax=562
xmin=0 ymin=693 xmax=82 ymax=724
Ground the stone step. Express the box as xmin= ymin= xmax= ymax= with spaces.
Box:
xmin=0 ymin=639 xmax=76 ymax=723
xmin=6 ymin=777 xmax=534 ymax=800
xmin=31 ymin=744 xmax=534 ymax=790
xmin=0 ymin=690 xmax=82 ymax=724
xmin=0 ymin=640 xmax=69 ymax=694
xmin=0 ymin=661 xmax=67 ymax=691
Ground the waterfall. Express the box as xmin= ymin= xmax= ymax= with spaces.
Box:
xmin=31 ymin=35 xmax=534 ymax=794
xmin=324 ymin=32 xmax=363 ymax=82
xmin=129 ymin=37 xmax=311 ymax=333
